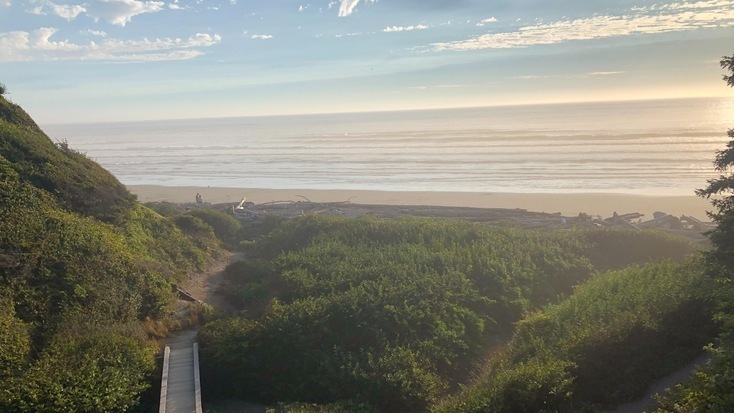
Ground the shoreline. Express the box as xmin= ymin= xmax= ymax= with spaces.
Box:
xmin=127 ymin=185 xmax=713 ymax=221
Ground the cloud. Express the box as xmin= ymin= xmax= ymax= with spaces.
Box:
xmin=250 ymin=34 xmax=272 ymax=40
xmin=1 ymin=0 xmax=10 ymax=6
xmin=476 ymin=17 xmax=497 ymax=27
xmin=26 ymin=5 xmax=44 ymax=14
xmin=383 ymin=24 xmax=428 ymax=32
xmin=85 ymin=0 xmax=165 ymax=26
xmin=337 ymin=0 xmax=375 ymax=16
xmin=81 ymin=29 xmax=108 ymax=37
xmin=338 ymin=0 xmax=359 ymax=16
xmin=49 ymin=2 xmax=87 ymax=20
xmin=432 ymin=0 xmax=734 ymax=51
xmin=0 ymin=27 xmax=221 ymax=61
xmin=514 ymin=71 xmax=626 ymax=80
xmin=167 ymin=0 xmax=191 ymax=10
xmin=588 ymin=71 xmax=625 ymax=76
xmin=0 ymin=32 xmax=31 ymax=61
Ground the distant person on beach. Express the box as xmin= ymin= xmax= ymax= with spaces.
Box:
xmin=196 ymin=193 xmax=202 ymax=204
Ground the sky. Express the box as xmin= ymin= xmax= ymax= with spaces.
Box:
xmin=1 ymin=0 xmax=733 ymax=124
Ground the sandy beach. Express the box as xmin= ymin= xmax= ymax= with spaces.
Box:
xmin=128 ymin=185 xmax=714 ymax=221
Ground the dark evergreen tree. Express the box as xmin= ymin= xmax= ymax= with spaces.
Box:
xmin=696 ymin=51 xmax=734 ymax=274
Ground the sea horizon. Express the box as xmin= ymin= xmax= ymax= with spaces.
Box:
xmin=45 ymin=97 xmax=734 ymax=197
xmin=41 ymin=95 xmax=730 ymax=127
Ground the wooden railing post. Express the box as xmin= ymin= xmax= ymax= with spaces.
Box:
xmin=159 ymin=346 xmax=171 ymax=413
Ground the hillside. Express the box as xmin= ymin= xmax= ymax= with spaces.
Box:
xmin=0 ymin=96 xmax=224 ymax=412
xmin=0 ymin=97 xmax=135 ymax=224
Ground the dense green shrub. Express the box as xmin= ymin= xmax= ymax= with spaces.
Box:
xmin=201 ymin=216 xmax=696 ymax=411
xmin=187 ymin=208 xmax=242 ymax=246
xmin=124 ymin=204 xmax=214 ymax=276
xmin=144 ymin=201 xmax=184 ymax=217
xmin=0 ymin=325 xmax=156 ymax=412
xmin=651 ymin=342 xmax=734 ymax=412
xmin=0 ymin=177 xmax=179 ymax=335
xmin=0 ymin=290 xmax=31 ymax=379
xmin=649 ymin=271 xmax=734 ymax=412
xmin=435 ymin=261 xmax=715 ymax=412
xmin=580 ymin=229 xmax=695 ymax=271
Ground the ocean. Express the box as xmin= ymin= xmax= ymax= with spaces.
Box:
xmin=44 ymin=97 xmax=734 ymax=196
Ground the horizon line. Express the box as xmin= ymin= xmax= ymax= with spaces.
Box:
xmin=40 ymin=94 xmax=731 ymax=127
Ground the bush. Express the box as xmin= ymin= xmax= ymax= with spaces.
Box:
xmin=201 ymin=216 xmax=697 ymax=411
xmin=436 ymin=261 xmax=716 ymax=412
xmin=0 ymin=290 xmax=30 ymax=379
xmin=187 ymin=208 xmax=242 ymax=246
xmin=0 ymin=325 xmax=156 ymax=412
xmin=144 ymin=201 xmax=183 ymax=217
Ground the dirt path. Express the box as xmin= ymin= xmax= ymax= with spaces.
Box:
xmin=610 ymin=354 xmax=710 ymax=413
xmin=179 ymin=250 xmax=242 ymax=314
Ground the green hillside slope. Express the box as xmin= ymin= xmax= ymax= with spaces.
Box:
xmin=0 ymin=97 xmax=134 ymax=224
xmin=0 ymin=95 xmax=221 ymax=412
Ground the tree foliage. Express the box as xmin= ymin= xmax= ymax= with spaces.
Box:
xmin=723 ymin=52 xmax=734 ymax=87
xmin=200 ymin=215 xmax=696 ymax=412
xmin=696 ymin=51 xmax=734 ymax=273
xmin=651 ymin=50 xmax=734 ymax=413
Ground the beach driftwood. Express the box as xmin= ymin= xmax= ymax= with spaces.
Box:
xmin=680 ymin=215 xmax=712 ymax=232
xmin=225 ymin=198 xmax=712 ymax=241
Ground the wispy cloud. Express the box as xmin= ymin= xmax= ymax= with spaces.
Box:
xmin=408 ymin=84 xmax=474 ymax=90
xmin=250 ymin=34 xmax=272 ymax=40
xmin=476 ymin=17 xmax=497 ymax=27
xmin=433 ymin=0 xmax=734 ymax=51
xmin=338 ymin=0 xmax=359 ymax=16
xmin=514 ymin=71 xmax=627 ymax=80
xmin=80 ymin=29 xmax=108 ymax=37
xmin=0 ymin=27 xmax=221 ymax=61
xmin=334 ymin=32 xmax=363 ymax=38
xmin=337 ymin=0 xmax=375 ymax=17
xmin=85 ymin=0 xmax=165 ymax=27
xmin=383 ymin=24 xmax=428 ymax=33
xmin=588 ymin=71 xmax=625 ymax=76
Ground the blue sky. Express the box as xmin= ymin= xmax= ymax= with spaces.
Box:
xmin=1 ymin=0 xmax=733 ymax=124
